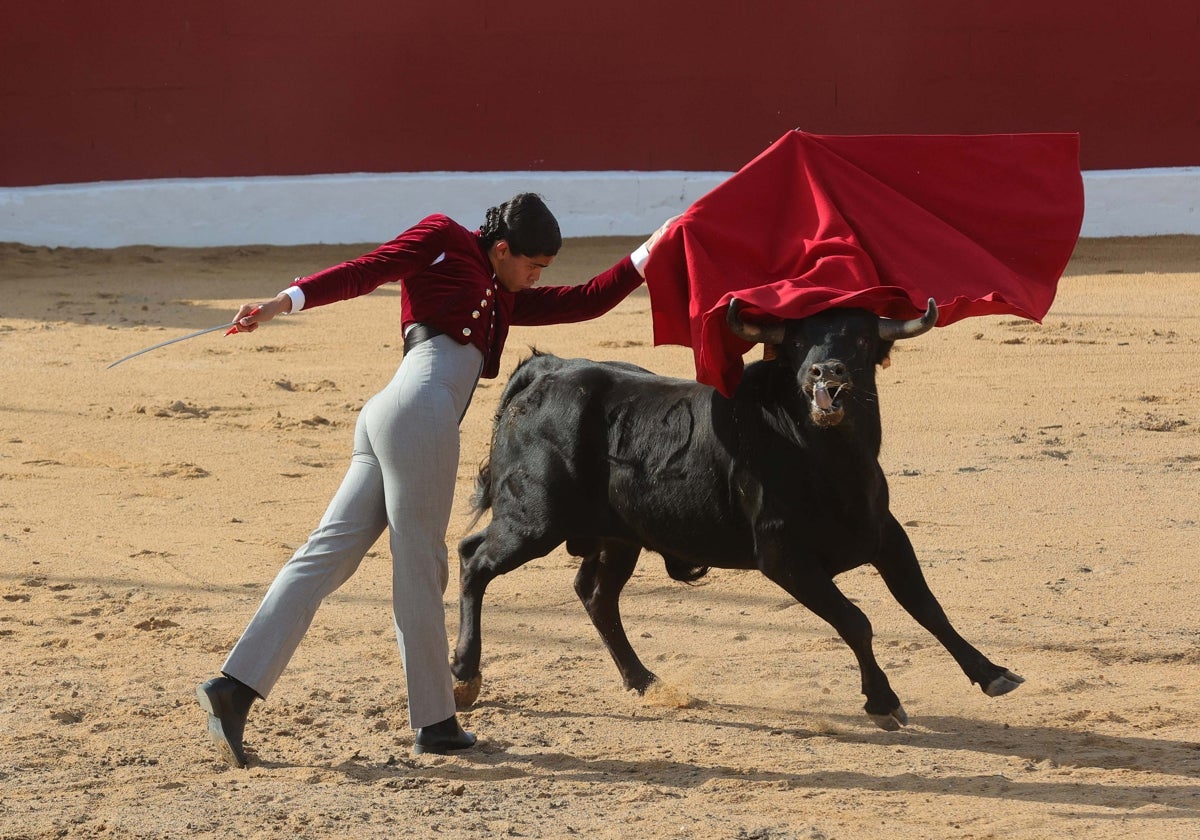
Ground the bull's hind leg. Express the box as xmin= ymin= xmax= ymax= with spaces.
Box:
xmin=573 ymin=542 xmax=657 ymax=694
xmin=874 ymin=515 xmax=1024 ymax=698
xmin=452 ymin=526 xmax=561 ymax=709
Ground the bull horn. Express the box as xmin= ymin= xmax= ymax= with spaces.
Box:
xmin=878 ymin=298 xmax=938 ymax=341
xmin=727 ymin=299 xmax=785 ymax=345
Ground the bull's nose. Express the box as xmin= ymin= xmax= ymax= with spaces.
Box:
xmin=809 ymin=361 xmax=847 ymax=379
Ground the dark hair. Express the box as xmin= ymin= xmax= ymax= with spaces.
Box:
xmin=479 ymin=193 xmax=562 ymax=257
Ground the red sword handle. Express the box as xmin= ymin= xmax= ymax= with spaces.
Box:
xmin=225 ymin=305 xmax=263 ymax=336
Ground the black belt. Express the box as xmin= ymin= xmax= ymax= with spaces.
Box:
xmin=403 ymin=322 xmax=444 ymax=352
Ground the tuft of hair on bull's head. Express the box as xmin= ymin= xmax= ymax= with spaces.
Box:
xmin=728 ymin=298 xmax=938 ymax=427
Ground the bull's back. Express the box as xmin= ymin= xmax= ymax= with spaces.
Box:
xmin=493 ymin=355 xmax=693 ymax=469
xmin=491 ymin=355 xmax=751 ymax=562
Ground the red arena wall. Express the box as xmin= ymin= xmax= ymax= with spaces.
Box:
xmin=2 ymin=2 xmax=1197 ymax=187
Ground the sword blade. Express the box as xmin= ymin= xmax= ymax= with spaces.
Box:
xmin=106 ymin=321 xmax=236 ymax=369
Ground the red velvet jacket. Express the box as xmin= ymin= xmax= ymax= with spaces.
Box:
xmin=292 ymin=214 xmax=644 ymax=378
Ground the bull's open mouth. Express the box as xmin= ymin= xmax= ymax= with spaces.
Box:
xmin=806 ymin=380 xmax=849 ymax=426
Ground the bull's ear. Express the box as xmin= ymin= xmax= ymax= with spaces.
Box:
xmin=876 ymin=340 xmax=895 ymax=368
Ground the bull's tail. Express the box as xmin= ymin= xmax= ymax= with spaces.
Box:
xmin=464 ymin=458 xmax=492 ymax=531
xmin=464 ymin=349 xmax=554 ymax=531
xmin=495 ymin=347 xmax=552 ymax=408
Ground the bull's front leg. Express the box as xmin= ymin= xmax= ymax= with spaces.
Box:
xmin=874 ymin=514 xmax=1024 ymax=698
xmin=759 ymin=541 xmax=908 ymax=731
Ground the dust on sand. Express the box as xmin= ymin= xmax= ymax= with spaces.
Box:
xmin=1 ymin=237 xmax=1198 ymax=839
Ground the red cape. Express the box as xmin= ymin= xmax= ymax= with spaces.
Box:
xmin=644 ymin=130 xmax=1084 ymax=396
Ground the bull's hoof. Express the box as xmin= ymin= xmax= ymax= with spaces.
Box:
xmin=867 ymin=704 xmax=909 ymax=731
xmin=629 ymin=675 xmax=658 ymax=696
xmin=453 ymin=674 xmax=482 ymax=710
xmin=984 ymin=670 xmax=1025 ymax=697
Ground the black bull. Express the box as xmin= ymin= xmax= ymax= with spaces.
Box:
xmin=452 ymin=299 xmax=1023 ymax=730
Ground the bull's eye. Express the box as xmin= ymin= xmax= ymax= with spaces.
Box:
xmin=856 ymin=336 xmax=870 ymax=351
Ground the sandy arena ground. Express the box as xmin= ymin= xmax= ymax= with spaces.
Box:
xmin=1 ymin=236 xmax=1198 ymax=839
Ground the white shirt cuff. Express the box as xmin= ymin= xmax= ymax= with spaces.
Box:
xmin=631 ymin=243 xmax=651 ymax=277
xmin=280 ymin=283 xmax=306 ymax=313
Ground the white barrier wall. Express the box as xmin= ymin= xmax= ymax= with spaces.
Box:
xmin=1 ymin=168 xmax=1197 ymax=248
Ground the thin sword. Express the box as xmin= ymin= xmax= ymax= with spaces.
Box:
xmin=106 ymin=307 xmax=259 ymax=369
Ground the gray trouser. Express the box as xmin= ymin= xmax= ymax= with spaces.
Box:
xmin=222 ymin=334 xmax=483 ymax=728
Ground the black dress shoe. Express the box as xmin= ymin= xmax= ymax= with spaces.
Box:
xmin=413 ymin=714 xmax=477 ymax=755
xmin=196 ymin=675 xmax=258 ymax=768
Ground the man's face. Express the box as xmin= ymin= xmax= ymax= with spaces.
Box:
xmin=492 ymin=241 xmax=554 ymax=293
